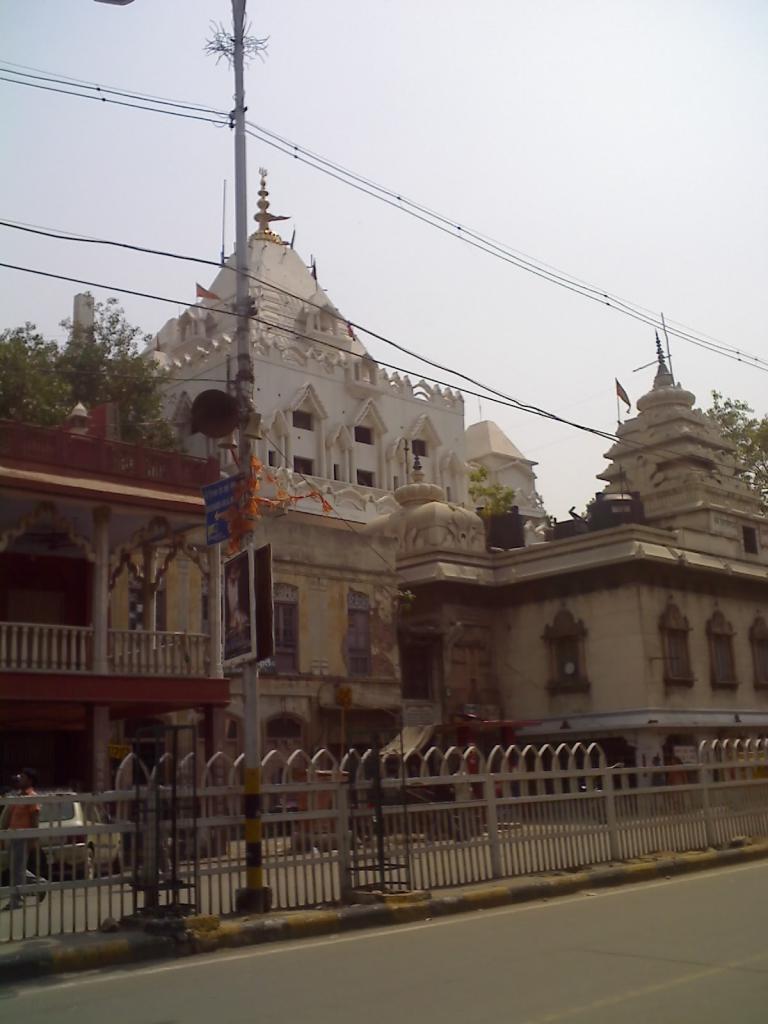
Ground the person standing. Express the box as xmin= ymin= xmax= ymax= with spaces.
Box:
xmin=1 ymin=768 xmax=46 ymax=911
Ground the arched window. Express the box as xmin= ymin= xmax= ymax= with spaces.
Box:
xmin=659 ymin=602 xmax=693 ymax=684
xmin=750 ymin=616 xmax=768 ymax=688
xmin=707 ymin=609 xmax=737 ymax=687
xmin=543 ymin=609 xmax=588 ymax=691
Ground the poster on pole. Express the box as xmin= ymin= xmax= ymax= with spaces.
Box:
xmin=223 ymin=543 xmax=274 ymax=665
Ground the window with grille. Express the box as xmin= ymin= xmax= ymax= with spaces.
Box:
xmin=128 ymin=576 xmax=166 ymax=631
xmin=292 ymin=410 xmax=313 ymax=431
xmin=659 ymin=602 xmax=693 ymax=683
xmin=412 ymin=439 xmax=427 ymax=458
xmin=274 ymin=583 xmax=299 ymax=673
xmin=354 ymin=425 xmax=373 ymax=445
xmin=750 ymin=616 xmax=768 ymax=687
xmin=707 ymin=609 xmax=737 ymax=686
xmin=347 ymin=590 xmax=371 ymax=676
xmin=356 ymin=469 xmax=375 ymax=487
xmin=543 ymin=609 xmax=588 ymax=690
xmin=293 ymin=456 xmax=314 ymax=476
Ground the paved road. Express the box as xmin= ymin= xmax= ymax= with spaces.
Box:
xmin=3 ymin=861 xmax=768 ymax=1024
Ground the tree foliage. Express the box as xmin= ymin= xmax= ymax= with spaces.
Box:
xmin=468 ymin=464 xmax=516 ymax=516
xmin=706 ymin=390 xmax=768 ymax=511
xmin=0 ymin=297 xmax=176 ymax=449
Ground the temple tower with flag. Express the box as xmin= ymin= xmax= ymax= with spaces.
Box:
xmin=153 ymin=170 xmax=473 ymax=524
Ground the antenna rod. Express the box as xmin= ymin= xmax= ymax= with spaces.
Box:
xmin=220 ymin=179 xmax=227 ymax=266
xmin=660 ymin=312 xmax=674 ymax=382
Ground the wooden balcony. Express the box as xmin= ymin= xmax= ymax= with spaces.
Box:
xmin=0 ymin=622 xmax=211 ymax=678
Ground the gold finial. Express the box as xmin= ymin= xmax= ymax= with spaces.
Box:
xmin=254 ymin=168 xmax=290 ymax=242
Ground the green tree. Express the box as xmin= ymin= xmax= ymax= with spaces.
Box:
xmin=468 ymin=464 xmax=516 ymax=516
xmin=0 ymin=297 xmax=176 ymax=449
xmin=706 ymin=390 xmax=768 ymax=511
xmin=0 ymin=324 xmax=71 ymax=426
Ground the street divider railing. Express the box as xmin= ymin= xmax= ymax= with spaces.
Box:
xmin=2 ymin=738 xmax=768 ymax=943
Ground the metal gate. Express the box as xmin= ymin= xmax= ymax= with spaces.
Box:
xmin=131 ymin=725 xmax=198 ymax=917
xmin=347 ymin=734 xmax=413 ymax=894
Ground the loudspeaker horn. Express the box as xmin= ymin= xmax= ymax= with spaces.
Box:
xmin=190 ymin=389 xmax=240 ymax=438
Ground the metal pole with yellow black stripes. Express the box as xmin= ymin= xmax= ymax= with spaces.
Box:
xmin=237 ymin=659 xmax=268 ymax=912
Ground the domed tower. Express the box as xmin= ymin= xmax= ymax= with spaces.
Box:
xmin=599 ymin=339 xmax=764 ymax=552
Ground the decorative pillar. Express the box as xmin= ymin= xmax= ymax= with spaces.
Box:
xmin=209 ymin=543 xmax=223 ymax=677
xmin=88 ymin=705 xmax=111 ymax=791
xmin=317 ymin=421 xmax=326 ymax=478
xmin=92 ymin=505 xmax=111 ymax=674
xmin=141 ymin=543 xmax=156 ymax=632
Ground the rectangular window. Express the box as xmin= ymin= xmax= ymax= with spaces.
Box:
xmin=412 ymin=439 xmax=427 ymax=458
xmin=665 ymin=630 xmax=691 ymax=679
xmin=755 ymin=639 xmax=768 ymax=684
xmin=743 ymin=526 xmax=758 ymax=554
xmin=348 ymin=591 xmax=371 ymax=677
xmin=712 ymin=634 xmax=735 ymax=684
xmin=293 ymin=456 xmax=314 ymax=476
xmin=401 ymin=644 xmax=432 ymax=700
xmin=292 ymin=410 xmax=313 ymax=431
xmin=274 ymin=600 xmax=298 ymax=673
xmin=555 ymin=636 xmax=580 ymax=683
xmin=268 ymin=450 xmax=277 ymax=467
xmin=445 ymin=485 xmax=452 ymax=501
xmin=354 ymin=425 xmax=373 ymax=445
xmin=393 ymin=475 xmax=400 ymax=490
xmin=356 ymin=469 xmax=375 ymax=487
xmin=333 ymin=463 xmax=341 ymax=481
xmin=128 ymin=579 xmax=166 ymax=631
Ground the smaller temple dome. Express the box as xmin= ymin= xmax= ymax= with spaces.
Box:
xmin=368 ymin=466 xmax=485 ymax=555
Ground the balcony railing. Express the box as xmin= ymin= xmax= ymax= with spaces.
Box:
xmin=108 ymin=629 xmax=209 ymax=677
xmin=0 ymin=420 xmax=218 ymax=490
xmin=0 ymin=622 xmax=92 ymax=672
xmin=0 ymin=623 xmax=210 ymax=677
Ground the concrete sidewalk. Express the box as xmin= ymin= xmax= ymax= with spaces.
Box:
xmin=3 ymin=841 xmax=767 ymax=986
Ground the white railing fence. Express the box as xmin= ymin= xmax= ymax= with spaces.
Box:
xmin=0 ymin=622 xmax=92 ymax=672
xmin=2 ymin=738 xmax=767 ymax=944
xmin=107 ymin=629 xmax=209 ymax=676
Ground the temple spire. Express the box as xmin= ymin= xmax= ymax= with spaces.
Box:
xmin=653 ymin=330 xmax=674 ymax=390
xmin=253 ymin=168 xmax=290 ymax=242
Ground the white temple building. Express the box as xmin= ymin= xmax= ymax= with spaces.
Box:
xmin=152 ymin=172 xmax=546 ymax=528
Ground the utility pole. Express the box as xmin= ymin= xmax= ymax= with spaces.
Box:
xmin=230 ymin=0 xmax=267 ymax=915
xmin=96 ymin=0 xmax=267 ymax=913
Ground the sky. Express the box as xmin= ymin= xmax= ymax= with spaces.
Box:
xmin=1 ymin=0 xmax=767 ymax=518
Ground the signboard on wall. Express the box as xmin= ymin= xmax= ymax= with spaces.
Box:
xmin=223 ymin=543 xmax=274 ymax=666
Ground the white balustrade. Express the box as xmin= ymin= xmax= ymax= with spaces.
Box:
xmin=0 ymin=622 xmax=92 ymax=672
xmin=108 ymin=629 xmax=210 ymax=677
xmin=0 ymin=623 xmax=210 ymax=677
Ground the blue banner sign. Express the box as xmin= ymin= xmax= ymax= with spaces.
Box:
xmin=202 ymin=473 xmax=244 ymax=546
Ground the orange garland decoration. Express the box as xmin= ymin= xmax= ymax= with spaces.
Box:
xmin=224 ymin=457 xmax=333 ymax=554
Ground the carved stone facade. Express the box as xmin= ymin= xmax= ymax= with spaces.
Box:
xmin=384 ymin=358 xmax=768 ymax=767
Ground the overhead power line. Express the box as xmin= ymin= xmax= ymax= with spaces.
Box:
xmin=4 ymin=216 xmax=768 ymax=405
xmin=0 ymin=259 xmax=754 ymax=485
xmin=1 ymin=62 xmax=763 ymax=373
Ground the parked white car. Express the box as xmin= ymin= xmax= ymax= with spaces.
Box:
xmin=0 ymin=795 xmax=122 ymax=880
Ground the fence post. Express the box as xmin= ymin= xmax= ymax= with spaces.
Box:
xmin=483 ymin=774 xmax=502 ymax=879
xmin=603 ymin=765 xmax=620 ymax=862
xmin=335 ymin=775 xmax=353 ymax=903
xmin=699 ymin=759 xmax=716 ymax=848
